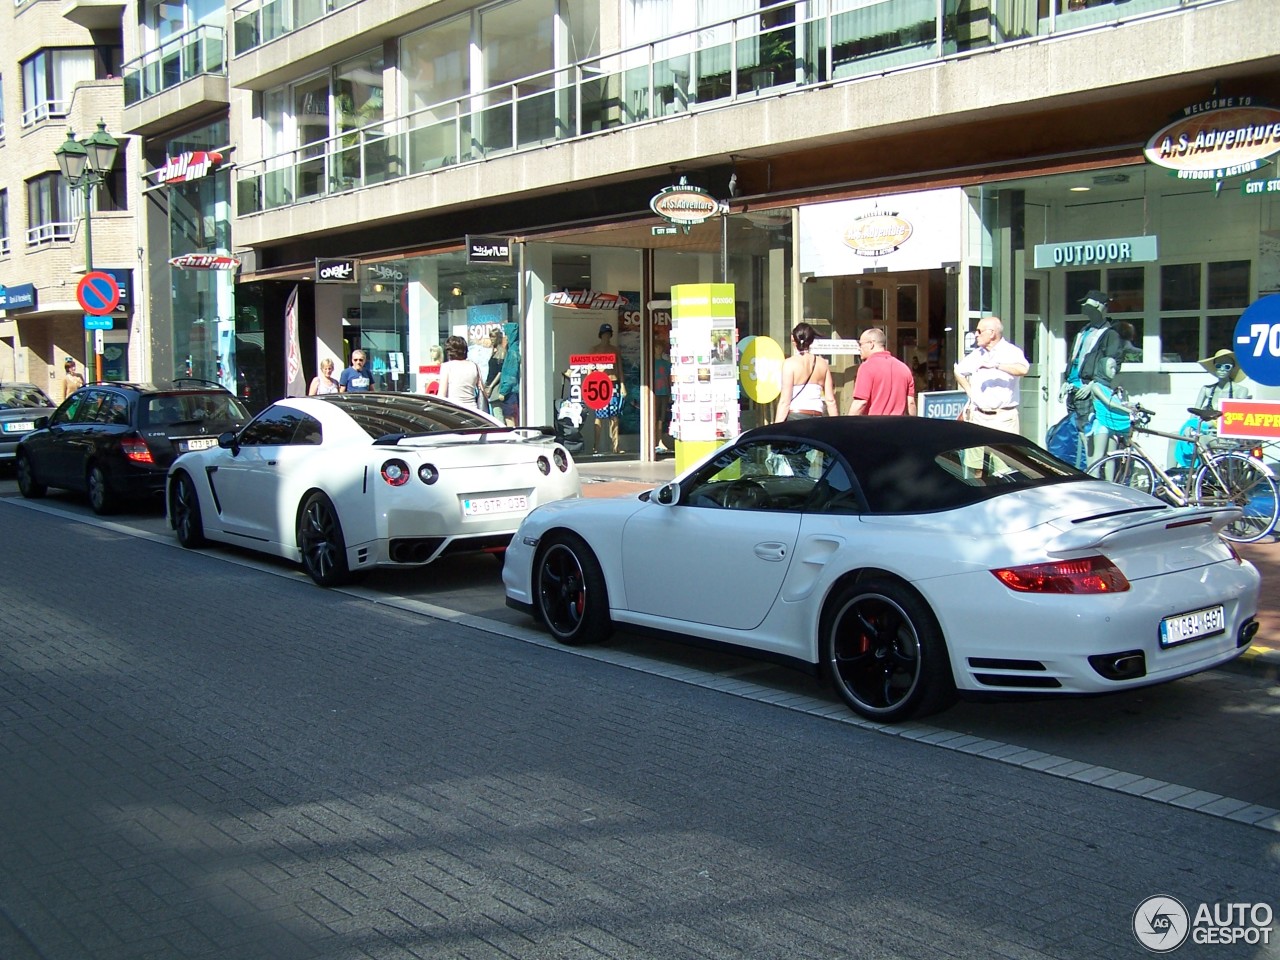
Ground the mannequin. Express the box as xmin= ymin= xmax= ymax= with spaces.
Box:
xmin=1195 ymin=349 xmax=1251 ymax=411
xmin=1063 ymin=290 xmax=1128 ymax=457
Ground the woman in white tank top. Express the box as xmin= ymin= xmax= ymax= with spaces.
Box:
xmin=775 ymin=322 xmax=838 ymax=421
xmin=438 ymin=335 xmax=488 ymax=411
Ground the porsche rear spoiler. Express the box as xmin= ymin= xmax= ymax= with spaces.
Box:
xmin=1044 ymin=504 xmax=1240 ymax=555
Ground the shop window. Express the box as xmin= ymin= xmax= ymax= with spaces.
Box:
xmin=1064 ymin=270 xmax=1099 ymax=312
xmin=1208 ymin=260 xmax=1250 ymax=310
xmin=1160 ymin=263 xmax=1200 ymax=312
xmin=1160 ymin=317 xmax=1199 ymax=365
xmin=1107 ymin=267 xmax=1144 ymax=313
xmin=1157 ymin=261 xmax=1251 ymax=363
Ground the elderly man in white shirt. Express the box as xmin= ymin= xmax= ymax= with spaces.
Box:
xmin=954 ymin=316 xmax=1029 ymax=435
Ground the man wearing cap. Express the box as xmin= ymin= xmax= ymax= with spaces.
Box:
xmin=586 ymin=322 xmax=623 ymax=454
xmin=62 ymin=357 xmax=85 ymax=401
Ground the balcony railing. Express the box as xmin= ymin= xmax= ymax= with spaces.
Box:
xmin=232 ymin=0 xmax=356 ymax=55
xmin=1 ymin=237 xmax=10 ymax=257
xmin=123 ymin=24 xmax=226 ymax=106
xmin=26 ymin=222 xmax=75 ymax=247
xmin=21 ymin=99 xmax=70 ymax=129
xmin=234 ymin=0 xmax=1198 ymax=214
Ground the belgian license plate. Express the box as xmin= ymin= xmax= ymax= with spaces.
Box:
xmin=462 ymin=494 xmax=528 ymax=517
xmin=2 ymin=421 xmax=34 ymax=433
xmin=180 ymin=437 xmax=218 ymax=452
xmin=1159 ymin=605 xmax=1225 ymax=648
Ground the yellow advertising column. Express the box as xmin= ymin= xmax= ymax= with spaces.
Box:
xmin=671 ymin=283 xmax=737 ymax=473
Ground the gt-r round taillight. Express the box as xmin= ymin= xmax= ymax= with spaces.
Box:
xmin=381 ymin=459 xmax=411 ymax=486
xmin=552 ymin=448 xmax=569 ymax=472
xmin=418 ymin=463 xmax=439 ymax=485
xmin=536 ymin=456 xmax=551 ymax=476
xmin=991 ymin=555 xmax=1130 ymax=594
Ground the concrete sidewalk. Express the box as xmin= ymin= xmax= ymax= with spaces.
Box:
xmin=576 ymin=457 xmax=1280 ymax=680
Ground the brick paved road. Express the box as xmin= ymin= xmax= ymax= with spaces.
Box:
xmin=1 ymin=502 xmax=1279 ymax=958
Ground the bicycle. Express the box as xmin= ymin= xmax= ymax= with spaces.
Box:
xmin=1085 ymin=403 xmax=1280 ymax=543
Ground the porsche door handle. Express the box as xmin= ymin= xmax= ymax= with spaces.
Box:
xmin=754 ymin=542 xmax=788 ymax=562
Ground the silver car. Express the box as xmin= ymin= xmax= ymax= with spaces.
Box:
xmin=0 ymin=383 xmax=56 ymax=464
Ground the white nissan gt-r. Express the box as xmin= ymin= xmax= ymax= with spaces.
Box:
xmin=504 ymin=416 xmax=1260 ymax=722
xmin=168 ymin=392 xmax=580 ymax=585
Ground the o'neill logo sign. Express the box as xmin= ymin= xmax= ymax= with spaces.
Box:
xmin=1145 ymin=96 xmax=1280 ymax=182
xmin=169 ymin=253 xmax=241 ymax=270
xmin=650 ymin=177 xmax=725 ymax=230
xmin=155 ymin=151 xmax=224 ymax=185
xmin=545 ymin=291 xmax=627 ymax=310
xmin=316 ymin=258 xmax=358 ymax=283
xmin=843 ymin=211 xmax=913 ymax=257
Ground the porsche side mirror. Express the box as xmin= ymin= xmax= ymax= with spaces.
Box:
xmin=654 ymin=481 xmax=681 ymax=506
xmin=218 ymin=431 xmax=240 ymax=455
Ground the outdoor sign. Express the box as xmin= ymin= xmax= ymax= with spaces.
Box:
xmin=919 ymin=390 xmax=968 ymax=420
xmin=367 ymin=263 xmax=407 ymax=283
xmin=102 ymin=268 xmax=132 ymax=308
xmin=799 ymin=189 xmax=965 ymax=277
xmin=545 ymin=290 xmax=627 ymax=310
xmin=466 ymin=235 xmax=513 ymax=265
xmin=1145 ymin=96 xmax=1280 ymax=182
xmin=1233 ymin=294 xmax=1280 ymax=385
xmin=315 ymin=258 xmax=358 ymax=283
xmin=1219 ymin=399 xmax=1280 ymax=440
xmin=83 ymin=314 xmax=113 ymax=331
xmin=737 ymin=335 xmax=783 ymax=404
xmin=650 ymin=177 xmax=725 ymax=231
xmin=670 ymin=282 xmax=739 ymax=457
xmin=812 ymin=338 xmax=862 ymax=356
xmin=155 ymin=151 xmax=224 ymax=185
xmin=76 ymin=271 xmax=120 ymax=316
xmin=1033 ymin=235 xmax=1159 ymax=269
xmin=0 ymin=283 xmax=37 ymax=310
xmin=842 ymin=211 xmax=913 ymax=257
xmin=1242 ymin=177 xmax=1280 ymax=195
xmin=169 ymin=253 xmax=241 ymax=270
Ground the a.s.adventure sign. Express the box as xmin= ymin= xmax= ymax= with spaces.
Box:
xmin=650 ymin=177 xmax=725 ymax=231
xmin=1145 ymin=95 xmax=1280 ymax=183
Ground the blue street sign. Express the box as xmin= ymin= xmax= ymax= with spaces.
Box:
xmin=83 ymin=314 xmax=113 ymax=331
xmin=1233 ymin=295 xmax=1280 ymax=386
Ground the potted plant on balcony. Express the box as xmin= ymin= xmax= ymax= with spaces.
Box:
xmin=751 ymin=29 xmax=795 ymax=90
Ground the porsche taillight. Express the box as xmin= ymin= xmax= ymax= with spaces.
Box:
xmin=121 ymin=434 xmax=154 ymax=464
xmin=991 ymin=555 xmax=1130 ymax=594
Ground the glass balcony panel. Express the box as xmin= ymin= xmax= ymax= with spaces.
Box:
xmin=234 ymin=8 xmax=260 ymax=54
xmin=515 ymin=87 xmax=560 ymax=149
xmin=829 ymin=0 xmax=938 ymax=79
xmin=475 ymin=96 xmax=514 ymax=157
xmin=408 ymin=116 xmax=460 ymax=173
xmin=237 ymin=175 xmax=263 ymax=215
xmin=364 ymin=127 xmax=405 ymax=184
xmin=262 ymin=168 xmax=294 ymax=209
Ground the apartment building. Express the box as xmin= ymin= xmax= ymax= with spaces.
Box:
xmin=9 ymin=0 xmax=1280 ymax=462
xmin=0 ymin=0 xmax=132 ymax=400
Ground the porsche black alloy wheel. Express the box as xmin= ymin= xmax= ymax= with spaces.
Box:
xmin=298 ymin=492 xmax=352 ymax=587
xmin=15 ymin=452 xmax=45 ymax=499
xmin=822 ymin=578 xmax=955 ymax=723
xmin=87 ymin=463 xmax=115 ymax=515
xmin=172 ymin=473 xmax=207 ymax=548
xmin=534 ymin=533 xmax=612 ymax=646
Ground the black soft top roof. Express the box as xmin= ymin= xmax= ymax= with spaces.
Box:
xmin=740 ymin=416 xmax=1074 ymax=513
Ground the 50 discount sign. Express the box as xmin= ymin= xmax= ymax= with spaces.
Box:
xmin=580 ymin=371 xmax=615 ymax=412
xmin=1235 ymin=295 xmax=1280 ymax=385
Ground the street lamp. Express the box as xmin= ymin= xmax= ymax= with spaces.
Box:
xmin=55 ymin=119 xmax=120 ymax=381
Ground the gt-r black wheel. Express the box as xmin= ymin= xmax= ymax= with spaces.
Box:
xmin=298 ymin=492 xmax=352 ymax=587
xmin=534 ymin=533 xmax=612 ymax=646
xmin=87 ymin=463 xmax=115 ymax=515
xmin=171 ymin=472 xmax=207 ymax=548
xmin=15 ymin=452 xmax=45 ymax=499
xmin=822 ymin=578 xmax=955 ymax=723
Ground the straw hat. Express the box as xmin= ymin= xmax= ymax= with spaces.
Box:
xmin=1198 ymin=348 xmax=1246 ymax=383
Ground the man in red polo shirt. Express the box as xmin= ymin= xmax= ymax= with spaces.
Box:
xmin=849 ymin=327 xmax=916 ymax=416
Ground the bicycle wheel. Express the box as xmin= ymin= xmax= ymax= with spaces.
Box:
xmin=1087 ymin=450 xmax=1161 ymax=499
xmin=1195 ymin=452 xmax=1280 ymax=543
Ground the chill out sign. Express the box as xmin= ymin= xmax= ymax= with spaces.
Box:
xmin=1033 ymin=235 xmax=1158 ymax=269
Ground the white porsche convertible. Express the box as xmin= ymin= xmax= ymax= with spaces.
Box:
xmin=168 ymin=393 xmax=579 ymax=585
xmin=504 ymin=416 xmax=1260 ymax=722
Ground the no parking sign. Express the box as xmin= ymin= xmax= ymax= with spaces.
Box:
xmin=76 ymin=271 xmax=120 ymax=316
